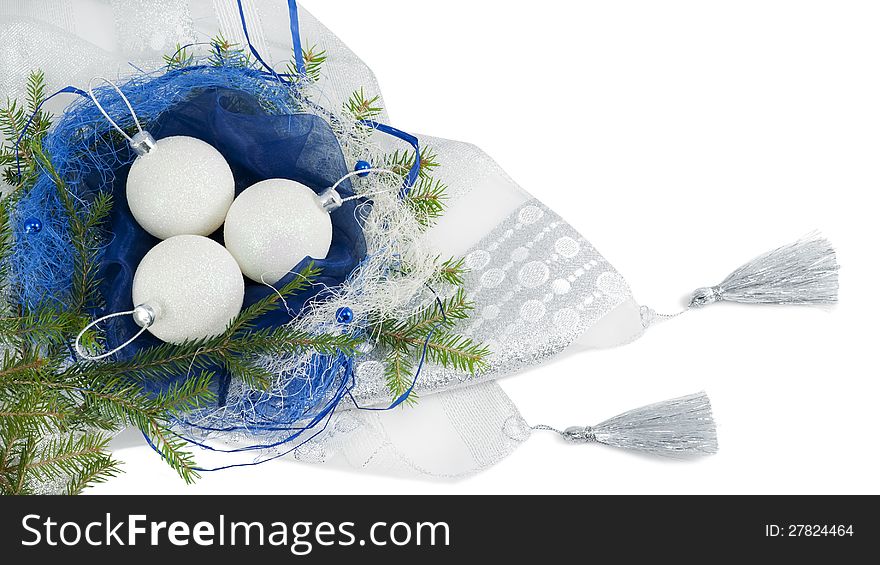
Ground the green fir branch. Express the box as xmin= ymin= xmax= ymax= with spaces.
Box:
xmin=372 ymin=288 xmax=489 ymax=402
xmin=0 ymin=307 xmax=92 ymax=350
xmin=231 ymin=262 xmax=321 ymax=332
xmin=0 ymin=98 xmax=26 ymax=143
xmin=220 ymin=355 xmax=275 ymax=392
xmin=26 ymin=433 xmax=118 ymax=486
xmin=1 ymin=71 xmax=53 ymax=188
xmin=404 ymin=175 xmax=448 ymax=227
xmin=0 ymin=366 xmax=215 ymax=486
xmin=3 ymin=434 xmax=37 ymax=494
xmin=0 ymin=397 xmax=67 ymax=437
xmin=151 ymin=372 xmax=218 ymax=414
xmin=382 ymin=146 xmax=445 ymax=228
xmin=62 ymin=449 xmax=121 ymax=495
xmin=433 ymin=256 xmax=467 ymax=287
xmin=140 ymin=418 xmax=202 ymax=484
xmin=378 ymin=288 xmax=473 ymax=340
xmin=26 ymin=70 xmax=48 ymax=119
xmin=419 ymin=331 xmax=490 ymax=374
xmin=287 ymin=43 xmax=327 ymax=83
xmin=383 ymin=146 xmax=439 ymax=179
xmin=164 ymin=43 xmax=195 ymax=69
xmin=345 ymin=88 xmax=383 ymax=122
xmin=381 ymin=329 xmax=489 ymax=376
xmin=208 ymin=32 xmax=256 ymax=69
xmin=0 ymin=354 xmax=51 ymax=382
xmin=0 ymin=198 xmax=13 ymax=282
xmin=383 ymin=348 xmax=416 ymax=405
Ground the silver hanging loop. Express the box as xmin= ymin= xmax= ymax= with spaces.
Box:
xmin=319 ymin=167 xmax=401 ymax=213
xmin=87 ymin=77 xmax=156 ymax=155
xmin=75 ymin=304 xmax=156 ymax=361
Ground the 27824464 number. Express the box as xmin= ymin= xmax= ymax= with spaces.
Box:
xmin=765 ymin=525 xmax=854 ymax=537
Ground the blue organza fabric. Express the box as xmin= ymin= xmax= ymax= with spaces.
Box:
xmin=95 ymin=87 xmax=365 ymax=400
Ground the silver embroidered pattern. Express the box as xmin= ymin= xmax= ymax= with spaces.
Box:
xmin=350 ymin=199 xmax=633 ymax=406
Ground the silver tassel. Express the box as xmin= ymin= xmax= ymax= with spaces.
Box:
xmin=534 ymin=392 xmax=718 ymax=457
xmin=689 ymin=233 xmax=839 ymax=308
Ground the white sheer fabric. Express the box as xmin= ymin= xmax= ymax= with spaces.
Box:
xmin=0 ymin=0 xmax=645 ymax=478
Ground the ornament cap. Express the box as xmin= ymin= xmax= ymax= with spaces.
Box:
xmin=130 ymin=130 xmax=157 ymax=156
xmin=318 ymin=187 xmax=343 ymax=213
xmin=132 ymin=303 xmax=156 ymax=328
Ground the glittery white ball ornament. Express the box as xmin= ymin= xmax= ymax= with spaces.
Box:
xmin=132 ymin=235 xmax=244 ymax=344
xmin=126 ymin=135 xmax=235 ymax=239
xmin=224 ymin=178 xmax=334 ymax=284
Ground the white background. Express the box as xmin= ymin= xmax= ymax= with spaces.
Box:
xmin=95 ymin=0 xmax=879 ymax=494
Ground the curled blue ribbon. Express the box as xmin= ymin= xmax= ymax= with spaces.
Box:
xmin=360 ymin=120 xmax=421 ymax=194
xmin=15 ymin=86 xmax=88 ymax=178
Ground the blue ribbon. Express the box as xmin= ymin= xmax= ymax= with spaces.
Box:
xmin=15 ymin=86 xmax=88 ymax=178
xmin=350 ymin=286 xmax=447 ymax=411
xmin=142 ymin=386 xmax=348 ymax=472
xmin=234 ymin=0 xmax=284 ymax=84
xmin=234 ymin=1 xmax=422 ymax=195
xmin=288 ymin=0 xmax=307 ymax=77
xmin=360 ymin=120 xmax=421 ymax=194
xmin=234 ymin=0 xmax=305 ymax=79
xmin=141 ymin=351 xmax=359 ymax=471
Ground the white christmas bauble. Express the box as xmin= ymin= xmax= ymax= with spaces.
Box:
xmin=132 ymin=235 xmax=244 ymax=344
xmin=224 ymin=178 xmax=333 ymax=284
xmin=126 ymin=136 xmax=235 ymax=239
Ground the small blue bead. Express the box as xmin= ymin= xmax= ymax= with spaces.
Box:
xmin=335 ymin=306 xmax=354 ymax=324
xmin=23 ymin=218 xmax=42 ymax=234
xmin=354 ymin=160 xmax=371 ymax=177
